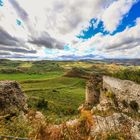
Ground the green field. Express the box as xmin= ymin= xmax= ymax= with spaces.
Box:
xmin=0 ymin=72 xmax=63 ymax=81
xmin=0 ymin=71 xmax=85 ymax=123
xmin=24 ymin=76 xmax=85 ymax=123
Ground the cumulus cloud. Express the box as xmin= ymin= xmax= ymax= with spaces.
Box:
xmin=0 ymin=45 xmax=37 ymax=54
xmin=0 ymin=0 xmax=139 ymax=59
xmin=101 ymin=0 xmax=136 ymax=32
xmin=8 ymin=0 xmax=28 ymax=21
xmin=29 ymin=32 xmax=65 ymax=49
xmin=72 ymin=18 xmax=140 ymax=59
xmin=0 ymin=28 xmax=19 ymax=46
xmin=0 ymin=52 xmax=11 ymax=56
xmin=0 ymin=28 xmax=36 ymax=55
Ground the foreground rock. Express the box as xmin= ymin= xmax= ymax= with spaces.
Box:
xmin=0 ymin=81 xmax=28 ymax=116
xmin=103 ymin=76 xmax=140 ymax=112
xmin=91 ymin=113 xmax=140 ymax=140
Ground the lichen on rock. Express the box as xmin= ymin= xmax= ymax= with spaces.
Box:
xmin=0 ymin=80 xmax=28 ymax=116
xmin=85 ymin=75 xmax=102 ymax=105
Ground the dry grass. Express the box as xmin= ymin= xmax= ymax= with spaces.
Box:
xmin=29 ymin=109 xmax=93 ymax=140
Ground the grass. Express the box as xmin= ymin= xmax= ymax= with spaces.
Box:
xmin=0 ymin=60 xmax=87 ymax=123
xmin=0 ymin=116 xmax=32 ymax=138
xmin=112 ymin=67 xmax=140 ymax=83
xmin=0 ymin=71 xmax=63 ymax=81
xmin=60 ymin=61 xmax=93 ymax=69
xmin=19 ymin=62 xmax=33 ymax=68
xmin=23 ymin=76 xmax=85 ymax=123
xmin=0 ymin=71 xmax=85 ymax=123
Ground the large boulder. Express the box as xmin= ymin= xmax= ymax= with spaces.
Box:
xmin=0 ymin=81 xmax=28 ymax=116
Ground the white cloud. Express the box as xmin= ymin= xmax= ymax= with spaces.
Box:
xmin=73 ymin=18 xmax=140 ymax=58
xmin=0 ymin=0 xmax=139 ymax=59
xmin=101 ymin=0 xmax=136 ymax=32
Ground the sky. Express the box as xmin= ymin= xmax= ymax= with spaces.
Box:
xmin=0 ymin=0 xmax=140 ymax=60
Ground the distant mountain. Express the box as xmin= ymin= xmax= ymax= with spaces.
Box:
xmin=102 ymin=59 xmax=140 ymax=66
xmin=57 ymin=54 xmax=104 ymax=61
xmin=0 ymin=58 xmax=140 ymax=66
xmin=85 ymin=59 xmax=140 ymax=66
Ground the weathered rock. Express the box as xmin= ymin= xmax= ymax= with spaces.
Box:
xmin=47 ymin=113 xmax=140 ymax=140
xmin=103 ymin=76 xmax=140 ymax=112
xmin=91 ymin=113 xmax=140 ymax=140
xmin=0 ymin=80 xmax=28 ymax=116
xmin=85 ymin=75 xmax=102 ymax=105
xmin=95 ymin=90 xmax=115 ymax=111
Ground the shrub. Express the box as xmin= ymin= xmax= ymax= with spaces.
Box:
xmin=36 ymin=98 xmax=48 ymax=109
xmin=0 ymin=116 xmax=32 ymax=137
xmin=105 ymin=91 xmax=115 ymax=99
xmin=112 ymin=68 xmax=140 ymax=83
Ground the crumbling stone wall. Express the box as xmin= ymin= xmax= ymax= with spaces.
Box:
xmin=85 ymin=75 xmax=102 ymax=105
xmin=103 ymin=76 xmax=140 ymax=112
xmin=0 ymin=81 xmax=28 ymax=116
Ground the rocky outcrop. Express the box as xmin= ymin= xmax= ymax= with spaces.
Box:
xmin=0 ymin=81 xmax=28 ymax=116
xmin=103 ymin=76 xmax=140 ymax=112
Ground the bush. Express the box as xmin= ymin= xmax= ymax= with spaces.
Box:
xmin=0 ymin=116 xmax=32 ymax=137
xmin=0 ymin=68 xmax=23 ymax=74
xmin=112 ymin=68 xmax=140 ymax=83
xmin=36 ymin=98 xmax=48 ymax=109
xmin=105 ymin=91 xmax=115 ymax=99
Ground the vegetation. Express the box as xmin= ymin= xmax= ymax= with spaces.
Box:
xmin=24 ymin=77 xmax=85 ymax=123
xmin=0 ymin=60 xmax=139 ymax=122
xmin=36 ymin=98 xmax=48 ymax=109
xmin=112 ymin=67 xmax=140 ymax=83
xmin=0 ymin=116 xmax=32 ymax=137
xmin=0 ymin=72 xmax=63 ymax=81
xmin=0 ymin=60 xmax=86 ymax=123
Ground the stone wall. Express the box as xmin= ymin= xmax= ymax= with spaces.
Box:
xmin=103 ymin=76 xmax=140 ymax=112
xmin=85 ymin=75 xmax=101 ymax=105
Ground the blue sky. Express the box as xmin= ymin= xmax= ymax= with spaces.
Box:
xmin=0 ymin=0 xmax=4 ymax=6
xmin=78 ymin=1 xmax=140 ymax=39
xmin=0 ymin=0 xmax=140 ymax=60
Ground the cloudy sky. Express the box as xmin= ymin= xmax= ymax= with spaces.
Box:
xmin=0 ymin=0 xmax=140 ymax=60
